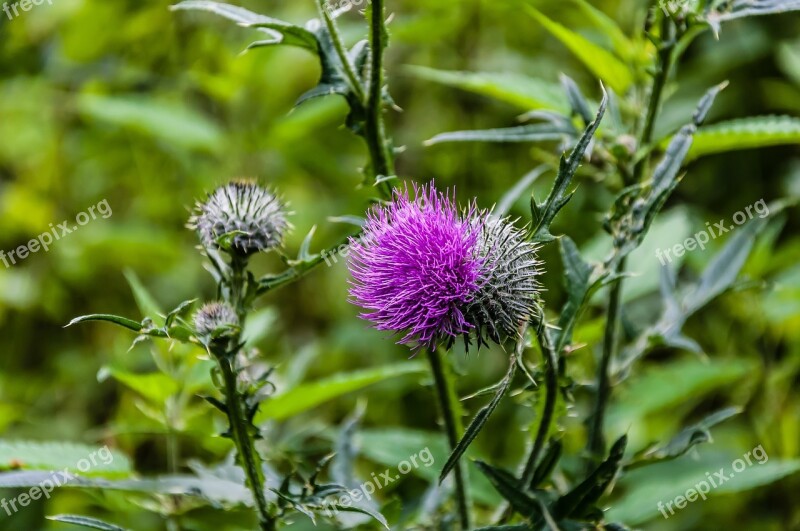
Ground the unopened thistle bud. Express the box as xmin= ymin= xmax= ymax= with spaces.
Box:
xmin=189 ymin=180 xmax=291 ymax=257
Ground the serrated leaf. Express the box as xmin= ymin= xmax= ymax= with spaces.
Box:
xmin=406 ymin=66 xmax=567 ymax=112
xmin=683 ymin=115 xmax=800 ymax=162
xmin=526 ymin=7 xmax=633 ymax=94
xmin=531 ymin=90 xmax=607 ymax=243
xmin=474 ymin=461 xmax=542 ymax=521
xmin=553 ymin=435 xmax=626 ymax=519
xmin=425 ymin=122 xmax=575 ymax=146
xmin=47 ymin=515 xmax=127 ymax=531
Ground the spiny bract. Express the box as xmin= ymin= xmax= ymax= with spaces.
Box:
xmin=189 ymin=180 xmax=291 ymax=256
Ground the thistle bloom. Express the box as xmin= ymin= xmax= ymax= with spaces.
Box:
xmin=189 ymin=180 xmax=291 ymax=256
xmin=194 ymin=301 xmax=239 ymax=340
xmin=348 ymin=184 xmax=483 ymax=350
xmin=348 ymin=183 xmax=541 ymax=351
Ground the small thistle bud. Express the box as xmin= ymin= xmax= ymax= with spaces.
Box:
xmin=467 ymin=215 xmax=541 ymax=347
xmin=194 ymin=302 xmax=240 ymax=342
xmin=189 ymin=180 xmax=291 ymax=257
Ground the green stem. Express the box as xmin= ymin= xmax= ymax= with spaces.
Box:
xmin=586 ymin=256 xmax=625 ymax=460
xmin=588 ymin=15 xmax=677 ymax=460
xmin=219 ymin=356 xmax=274 ymax=531
xmin=365 ymin=0 xmax=395 ymax=199
xmin=219 ymin=256 xmax=275 ymax=531
xmin=316 ymin=0 xmax=365 ymax=103
xmin=426 ymin=348 xmax=470 ymax=531
xmin=521 ymin=325 xmax=558 ymax=486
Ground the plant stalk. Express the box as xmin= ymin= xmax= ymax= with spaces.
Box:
xmin=219 ymin=256 xmax=275 ymax=531
xmin=219 ymin=356 xmax=274 ymax=531
xmin=521 ymin=325 xmax=558 ymax=485
xmin=365 ymin=0 xmax=396 ymax=199
xmin=426 ymin=348 xmax=470 ymax=531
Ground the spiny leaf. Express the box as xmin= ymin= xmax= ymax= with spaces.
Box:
xmin=474 ymin=461 xmax=542 ymax=521
xmin=553 ymin=435 xmax=626 ymax=519
xmin=525 ymin=7 xmax=634 ymax=93
xmin=530 ymin=88 xmax=607 ymax=243
xmin=684 ymin=115 xmax=800 ymax=162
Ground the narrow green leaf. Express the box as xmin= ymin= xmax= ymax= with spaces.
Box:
xmin=257 ymin=363 xmax=426 ymax=421
xmin=425 ymin=122 xmax=575 ymax=146
xmin=406 ymin=66 xmax=567 ymax=111
xmin=627 ymin=407 xmax=742 ymax=470
xmin=685 ymin=115 xmax=800 ymax=162
xmin=101 ymin=368 xmax=180 ymax=403
xmin=526 ymin=7 xmax=633 ymax=93
xmin=570 ymin=0 xmax=639 ymax=63
xmin=531 ymin=439 xmax=563 ymax=488
xmin=0 ymin=441 xmax=131 ymax=477
xmin=65 ymin=314 xmax=142 ymax=332
xmin=47 ymin=515 xmax=127 ymax=531
xmin=553 ymin=435 xmax=626 ymax=519
xmin=438 ymin=359 xmax=516 ymax=483
xmin=494 ymin=165 xmax=548 ymax=218
xmin=123 ymin=269 xmax=163 ymax=319
xmin=474 ymin=461 xmax=542 ymax=521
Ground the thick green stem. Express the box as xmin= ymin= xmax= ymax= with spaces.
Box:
xmin=365 ymin=0 xmax=395 ymax=199
xmin=426 ymin=349 xmax=470 ymax=531
xmin=521 ymin=326 xmax=558 ymax=486
xmin=218 ymin=256 xmax=275 ymax=530
xmin=219 ymin=357 xmax=274 ymax=531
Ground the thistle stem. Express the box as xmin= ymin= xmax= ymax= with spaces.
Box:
xmin=218 ymin=257 xmax=275 ymax=531
xmin=316 ymin=0 xmax=365 ymax=103
xmin=587 ymin=15 xmax=676 ymax=461
xmin=586 ymin=257 xmax=625 ymax=460
xmin=365 ymin=0 xmax=396 ymax=199
xmin=219 ymin=356 xmax=274 ymax=531
xmin=521 ymin=325 xmax=558 ymax=485
xmin=426 ymin=348 xmax=470 ymax=531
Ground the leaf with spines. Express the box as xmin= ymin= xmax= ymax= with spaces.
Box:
xmin=683 ymin=115 xmax=800 ymax=162
xmin=530 ymin=88 xmax=607 ymax=243
xmin=474 ymin=461 xmax=543 ymax=523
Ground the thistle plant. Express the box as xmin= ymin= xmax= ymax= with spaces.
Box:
xmin=43 ymin=0 xmax=800 ymax=530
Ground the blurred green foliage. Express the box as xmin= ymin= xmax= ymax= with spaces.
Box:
xmin=0 ymin=0 xmax=798 ymax=529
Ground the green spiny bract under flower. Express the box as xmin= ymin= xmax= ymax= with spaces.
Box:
xmin=466 ymin=215 xmax=541 ymax=347
xmin=189 ymin=180 xmax=291 ymax=257
xmin=194 ymin=301 xmax=240 ymax=341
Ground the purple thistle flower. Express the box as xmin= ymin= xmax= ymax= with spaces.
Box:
xmin=348 ymin=183 xmax=483 ymax=351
